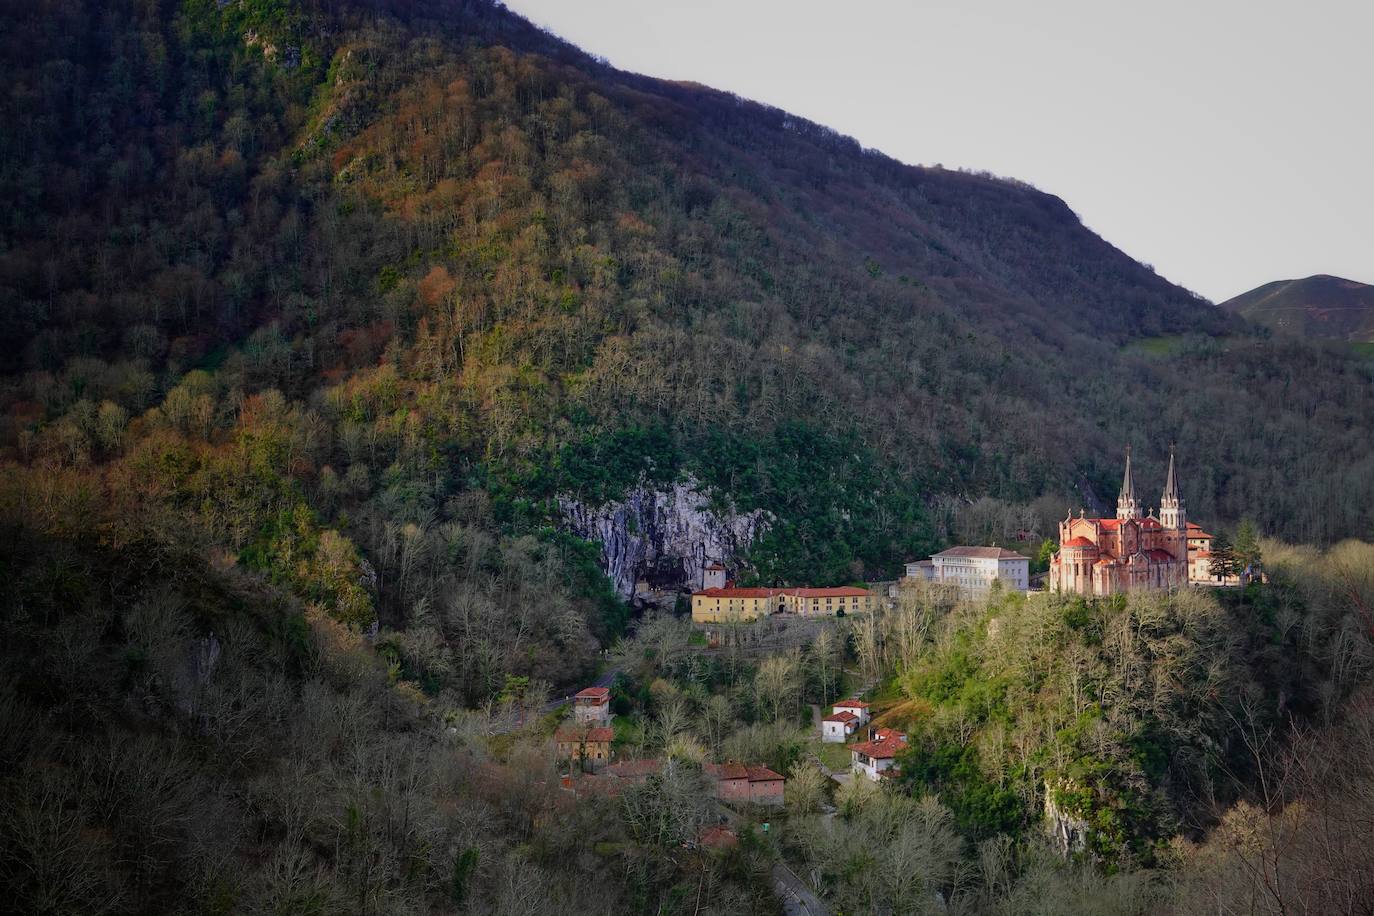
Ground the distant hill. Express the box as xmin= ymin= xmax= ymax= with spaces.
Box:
xmin=1221 ymin=275 xmax=1374 ymax=342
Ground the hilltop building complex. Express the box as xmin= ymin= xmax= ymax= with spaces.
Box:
xmin=1049 ymin=447 xmax=1221 ymax=596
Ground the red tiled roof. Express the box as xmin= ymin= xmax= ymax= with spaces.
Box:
xmin=700 ymin=825 xmax=738 ymax=848
xmin=555 ymin=726 xmax=615 ymax=744
xmin=834 ymin=699 xmax=870 ymax=709
xmin=1192 ymin=550 xmax=1213 ymax=559
xmin=695 ymin=587 xmax=779 ymax=599
xmin=1145 ymin=549 xmax=1175 ymax=562
xmin=705 ymin=762 xmax=749 ymax=781
xmin=1140 ymin=518 xmax=1162 ymax=529
xmin=1063 ymin=536 xmax=1096 ymax=549
xmin=851 ymin=737 xmax=907 ymax=759
xmin=575 ymin=686 xmax=610 ymax=699
xmin=823 ymin=711 xmax=858 ymax=723
xmin=746 ymin=765 xmax=784 ymax=782
xmin=695 ymin=585 xmax=870 ymax=599
xmin=851 ymin=728 xmax=908 ymax=760
xmin=1094 ymin=559 xmax=1114 ymax=566
xmin=791 ymin=586 xmax=869 ymax=597
xmin=605 ymin=759 xmax=661 ymax=779
xmin=1096 ymin=518 xmax=1121 ymax=530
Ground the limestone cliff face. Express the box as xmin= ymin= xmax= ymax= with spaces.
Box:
xmin=1044 ymin=778 xmax=1091 ymax=857
xmin=559 ymin=478 xmax=768 ymax=600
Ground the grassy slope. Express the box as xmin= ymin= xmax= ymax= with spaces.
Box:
xmin=1220 ymin=274 xmax=1374 ymax=342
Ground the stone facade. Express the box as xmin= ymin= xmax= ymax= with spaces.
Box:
xmin=1049 ymin=447 xmax=1200 ymax=596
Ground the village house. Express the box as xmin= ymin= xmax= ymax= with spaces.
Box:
xmin=691 ymin=585 xmax=874 ymax=624
xmin=821 ymin=710 xmax=859 ymax=742
xmin=554 ymin=725 xmax=614 ymax=771
xmin=851 ymin=728 xmax=908 ymax=782
xmin=706 ymin=762 xmax=785 ymax=806
xmin=821 ymin=698 xmax=871 ymax=742
xmin=833 ymin=699 xmax=870 ymax=725
xmin=595 ymin=758 xmax=785 ymax=806
xmin=572 ymin=686 xmax=612 ymax=726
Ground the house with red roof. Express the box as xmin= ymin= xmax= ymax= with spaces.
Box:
xmin=573 ymin=685 xmax=612 ymax=726
xmin=822 ymin=709 xmax=859 ymax=742
xmin=555 ymin=725 xmax=615 ymax=771
xmin=851 ymin=727 xmax=908 ymax=782
xmin=705 ymin=761 xmax=785 ymax=806
xmin=833 ymin=699 xmax=871 ymax=725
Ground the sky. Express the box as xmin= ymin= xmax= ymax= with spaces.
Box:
xmin=502 ymin=0 xmax=1373 ymax=302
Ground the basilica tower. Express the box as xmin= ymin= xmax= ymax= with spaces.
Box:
xmin=1116 ymin=447 xmax=1142 ymax=521
xmin=1159 ymin=445 xmax=1187 ymax=566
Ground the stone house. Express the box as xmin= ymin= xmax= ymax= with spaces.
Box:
xmin=555 ymin=726 xmax=614 ymax=771
xmin=573 ymin=686 xmax=612 ymax=726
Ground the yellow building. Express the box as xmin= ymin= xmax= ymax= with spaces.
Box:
xmin=691 ymin=586 xmax=873 ymax=623
xmin=783 ymin=587 xmax=874 ymax=616
xmin=691 ymin=587 xmax=780 ymax=623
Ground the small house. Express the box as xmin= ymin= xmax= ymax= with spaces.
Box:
xmin=821 ymin=710 xmax=859 ymax=742
xmin=573 ymin=686 xmax=613 ymax=726
xmin=705 ymin=761 xmax=785 ymax=806
xmin=555 ymin=725 xmax=615 ymax=771
xmin=851 ymin=727 xmax=908 ymax=782
xmin=832 ymin=699 xmax=870 ymax=726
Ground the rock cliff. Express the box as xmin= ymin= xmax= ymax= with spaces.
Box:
xmin=559 ymin=479 xmax=768 ymax=600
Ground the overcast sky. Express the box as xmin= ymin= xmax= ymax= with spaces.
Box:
xmin=502 ymin=0 xmax=1372 ymax=302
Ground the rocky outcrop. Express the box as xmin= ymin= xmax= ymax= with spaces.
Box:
xmin=1044 ymin=778 xmax=1091 ymax=857
xmin=559 ymin=478 xmax=768 ymax=600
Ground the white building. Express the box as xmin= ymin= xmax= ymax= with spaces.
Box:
xmin=917 ymin=547 xmax=1029 ymax=593
xmin=821 ymin=710 xmax=859 ymax=742
xmin=832 ymin=700 xmax=870 ymax=726
xmin=851 ymin=728 xmax=908 ymax=781
xmin=904 ymin=559 xmax=935 ymax=580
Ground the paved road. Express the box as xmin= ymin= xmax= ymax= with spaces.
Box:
xmin=774 ymin=863 xmax=828 ymax=916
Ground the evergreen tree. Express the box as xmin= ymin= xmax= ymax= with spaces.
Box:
xmin=1234 ymin=519 xmax=1263 ymax=572
xmin=1209 ymin=532 xmax=1239 ymax=580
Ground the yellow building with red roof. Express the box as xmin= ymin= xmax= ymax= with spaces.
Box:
xmin=690 ymin=584 xmax=873 ymax=623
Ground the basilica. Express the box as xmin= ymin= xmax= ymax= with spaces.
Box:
xmin=1049 ymin=447 xmax=1215 ymax=596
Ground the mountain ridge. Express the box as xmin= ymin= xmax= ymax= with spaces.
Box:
xmin=1220 ymin=274 xmax=1374 ymax=342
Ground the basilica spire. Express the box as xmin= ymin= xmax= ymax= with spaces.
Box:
xmin=1160 ymin=443 xmax=1185 ymax=529
xmin=1116 ymin=446 xmax=1142 ymax=520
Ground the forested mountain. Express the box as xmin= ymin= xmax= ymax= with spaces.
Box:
xmin=5 ymin=0 xmax=1374 ymax=582
xmin=1220 ymin=274 xmax=1374 ymax=343
xmin=4 ymin=2 xmax=1374 ymax=913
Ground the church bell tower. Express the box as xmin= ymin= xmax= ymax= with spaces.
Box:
xmin=1159 ymin=445 xmax=1185 ymax=530
xmin=1116 ymin=447 xmax=1142 ymax=521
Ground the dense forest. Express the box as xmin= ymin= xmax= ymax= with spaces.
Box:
xmin=3 ymin=0 xmax=1374 ymax=913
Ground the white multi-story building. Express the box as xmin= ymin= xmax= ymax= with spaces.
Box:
xmin=913 ymin=547 xmax=1029 ymax=593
